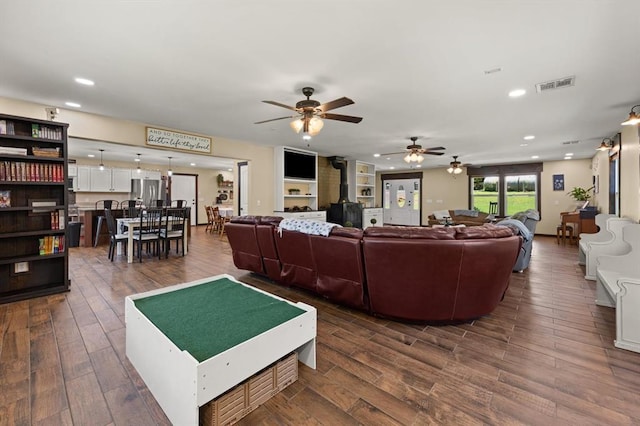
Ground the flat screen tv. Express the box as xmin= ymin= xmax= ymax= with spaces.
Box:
xmin=284 ymin=150 xmax=315 ymax=179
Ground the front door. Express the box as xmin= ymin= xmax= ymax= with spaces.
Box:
xmin=383 ymin=178 xmax=421 ymax=226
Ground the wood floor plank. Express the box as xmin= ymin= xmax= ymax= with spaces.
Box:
xmin=65 ymin=372 xmax=112 ymax=425
xmin=3 ymin=229 xmax=640 ymax=424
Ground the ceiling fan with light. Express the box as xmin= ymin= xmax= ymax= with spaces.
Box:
xmin=382 ymin=136 xmax=446 ymax=163
xmin=255 ymin=87 xmax=363 ymax=139
xmin=447 ymin=155 xmax=465 ymax=174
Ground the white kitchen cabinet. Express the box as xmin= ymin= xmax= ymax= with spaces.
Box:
xmin=74 ymin=166 xmax=91 ymax=191
xmin=88 ymin=167 xmax=132 ymax=192
xmin=363 ymin=207 xmax=383 ymax=229
xmin=278 ymin=211 xmax=327 ymax=221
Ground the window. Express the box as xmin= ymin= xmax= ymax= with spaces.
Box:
xmin=468 ymin=163 xmax=542 ymax=217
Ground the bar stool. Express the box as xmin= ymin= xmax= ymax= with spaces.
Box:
xmin=94 ymin=200 xmax=119 ymax=247
xmin=556 ymin=224 xmax=573 ymax=245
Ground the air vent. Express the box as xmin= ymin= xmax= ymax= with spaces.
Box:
xmin=536 ymin=75 xmax=576 ymax=93
xmin=561 ymin=140 xmax=580 ymax=145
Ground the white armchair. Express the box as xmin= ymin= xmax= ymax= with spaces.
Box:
xmin=578 ymin=213 xmax=617 ymax=265
xmin=582 ymin=217 xmax=634 ymax=280
xmin=594 ymin=224 xmax=640 ymax=352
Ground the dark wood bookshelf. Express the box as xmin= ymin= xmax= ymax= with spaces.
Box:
xmin=0 ymin=113 xmax=70 ymax=304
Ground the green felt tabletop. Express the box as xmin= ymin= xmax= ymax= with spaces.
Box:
xmin=133 ymin=277 xmax=305 ymax=362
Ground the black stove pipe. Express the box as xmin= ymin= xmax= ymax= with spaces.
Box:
xmin=328 ymin=156 xmax=349 ymax=203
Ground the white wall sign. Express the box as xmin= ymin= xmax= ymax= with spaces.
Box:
xmin=145 ymin=127 xmax=212 ymax=153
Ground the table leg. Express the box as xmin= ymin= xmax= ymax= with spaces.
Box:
xmin=127 ymin=226 xmax=134 ymax=263
xmin=184 ymin=222 xmax=188 ymax=255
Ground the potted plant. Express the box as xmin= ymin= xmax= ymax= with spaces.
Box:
xmin=216 ymin=174 xmax=224 ymax=186
xmin=370 ymin=218 xmax=377 ymax=226
xmin=567 ymin=186 xmax=594 ymax=202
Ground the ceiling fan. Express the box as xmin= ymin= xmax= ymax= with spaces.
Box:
xmin=255 ymin=87 xmax=363 ymax=137
xmin=382 ymin=136 xmax=446 ymax=163
xmin=447 ymin=155 xmax=465 ymax=174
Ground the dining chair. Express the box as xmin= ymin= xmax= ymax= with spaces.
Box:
xmin=489 ymin=201 xmax=498 ymax=215
xmin=104 ymin=208 xmax=128 ymax=261
xmin=171 ymin=200 xmax=187 ymax=208
xmin=132 ymin=207 xmax=162 ymax=262
xmin=94 ymin=200 xmax=119 ymax=247
xmin=122 ymin=199 xmax=142 ymax=218
xmin=205 ymin=206 xmax=215 ymax=233
xmin=152 ymin=199 xmax=165 ymax=208
xmin=212 ymin=206 xmax=231 ymax=237
xmin=160 ymin=207 xmax=186 ymax=258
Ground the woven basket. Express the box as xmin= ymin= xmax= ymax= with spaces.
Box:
xmin=32 ymin=147 xmax=61 ymax=158
xmin=200 ymin=352 xmax=298 ymax=425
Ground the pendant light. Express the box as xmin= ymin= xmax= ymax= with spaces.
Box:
xmin=98 ymin=149 xmax=105 ymax=171
xmin=167 ymin=157 xmax=173 ymax=176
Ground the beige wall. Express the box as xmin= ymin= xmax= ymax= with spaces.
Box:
xmin=0 ymin=96 xmax=276 ymax=218
xmin=620 ymin=125 xmax=640 ymax=222
xmin=539 ymin=158 xmax=592 ymax=235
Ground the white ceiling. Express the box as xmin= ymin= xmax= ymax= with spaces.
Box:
xmin=2 ymin=1 xmax=639 ymax=172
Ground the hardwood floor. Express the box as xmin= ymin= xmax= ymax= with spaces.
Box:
xmin=1 ymin=227 xmax=639 ymax=425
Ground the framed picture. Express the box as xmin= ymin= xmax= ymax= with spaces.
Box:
xmin=553 ymin=174 xmax=564 ymax=191
xmin=0 ymin=190 xmax=10 ymax=207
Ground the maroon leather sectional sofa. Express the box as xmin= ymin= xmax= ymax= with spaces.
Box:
xmin=225 ymin=216 xmax=521 ymax=323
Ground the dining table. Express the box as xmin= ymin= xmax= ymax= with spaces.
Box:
xmin=117 ymin=216 xmax=188 ymax=263
xmin=217 ymin=206 xmax=234 ymax=217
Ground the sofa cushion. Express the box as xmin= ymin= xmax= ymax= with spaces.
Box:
xmin=364 ymin=226 xmax=456 ymax=240
xmin=454 ymin=224 xmax=515 ymax=240
xmin=330 ymin=227 xmax=363 ymax=239
xmin=230 ymin=215 xmax=260 ymax=224
xmin=259 ymin=216 xmax=283 ymax=226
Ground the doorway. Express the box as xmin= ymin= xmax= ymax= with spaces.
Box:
xmin=381 ymin=172 xmax=422 ymax=226
xmin=170 ymin=174 xmax=198 ymax=226
xmin=238 ymin=162 xmax=249 ymax=216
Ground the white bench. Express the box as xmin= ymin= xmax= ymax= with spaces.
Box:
xmin=578 ymin=214 xmax=617 ymax=265
xmin=595 ymin=224 xmax=640 ymax=353
xmin=581 ymin=216 xmax=634 ymax=280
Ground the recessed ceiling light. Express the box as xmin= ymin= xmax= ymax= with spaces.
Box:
xmin=389 ymin=166 xmax=395 ymax=170
xmin=386 ymin=157 xmax=391 ymax=160
xmin=565 ymin=153 xmax=574 ymax=156
xmin=523 ymin=135 xmax=535 ymax=140
xmin=373 ymin=153 xmax=380 ymax=158
xmin=190 ymin=162 xmax=196 ymax=166
xmin=531 ymin=155 xmax=539 ymax=159
xmin=227 ymin=168 xmax=233 ymax=172
xmin=74 ymin=77 xmax=94 ymax=86
xmin=564 ymin=156 xmax=572 ymax=160
xmin=87 ymin=154 xmax=95 ymax=158
xmin=484 ymin=67 xmax=502 ymax=75
xmin=416 ymin=165 xmax=422 ymax=168
xmin=65 ymin=102 xmax=81 ymax=108
xmin=520 ymin=143 xmax=528 ymax=147
xmin=508 ymin=89 xmax=526 ymax=98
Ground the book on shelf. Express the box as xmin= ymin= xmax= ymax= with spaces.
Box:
xmin=0 ymin=161 xmax=64 ymax=182
xmin=39 ymin=235 xmax=65 ymax=255
xmin=0 ymin=146 xmax=27 ymax=155
xmin=0 ymin=190 xmax=10 ymax=208
xmin=49 ymin=210 xmax=66 ymax=230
